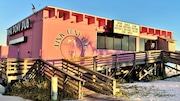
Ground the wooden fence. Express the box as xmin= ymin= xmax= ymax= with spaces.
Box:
xmin=0 ymin=58 xmax=36 ymax=83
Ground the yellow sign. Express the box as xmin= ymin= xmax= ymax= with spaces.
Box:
xmin=113 ymin=20 xmax=140 ymax=36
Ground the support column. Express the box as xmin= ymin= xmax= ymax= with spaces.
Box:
xmin=153 ymin=63 xmax=156 ymax=76
xmin=113 ymin=79 xmax=116 ymax=95
xmin=162 ymin=63 xmax=166 ymax=78
xmin=136 ymin=37 xmax=140 ymax=52
xmin=156 ymin=63 xmax=160 ymax=77
xmin=51 ymin=77 xmax=58 ymax=101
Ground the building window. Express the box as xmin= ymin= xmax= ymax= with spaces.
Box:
xmin=129 ymin=36 xmax=136 ymax=51
xmin=140 ymin=38 xmax=145 ymax=51
xmin=114 ymin=35 xmax=122 ymax=50
xmin=106 ymin=35 xmax=114 ymax=49
xmin=97 ymin=33 xmax=105 ymax=49
xmin=122 ymin=36 xmax=129 ymax=51
xmin=97 ymin=33 xmax=136 ymax=51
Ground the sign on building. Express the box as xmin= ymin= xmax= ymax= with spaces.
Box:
xmin=113 ymin=20 xmax=140 ymax=36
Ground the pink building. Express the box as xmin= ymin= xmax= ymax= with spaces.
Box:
xmin=1 ymin=6 xmax=176 ymax=60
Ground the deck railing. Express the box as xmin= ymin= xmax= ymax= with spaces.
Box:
xmin=0 ymin=58 xmax=36 ymax=83
xmin=67 ymin=50 xmax=162 ymax=72
xmin=162 ymin=50 xmax=180 ymax=65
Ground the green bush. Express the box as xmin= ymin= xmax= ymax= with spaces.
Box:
xmin=6 ymin=76 xmax=82 ymax=101
xmin=6 ymin=77 xmax=51 ymax=101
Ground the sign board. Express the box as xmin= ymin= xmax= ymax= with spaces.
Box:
xmin=7 ymin=18 xmax=30 ymax=36
xmin=9 ymin=36 xmax=27 ymax=45
xmin=113 ymin=20 xmax=140 ymax=36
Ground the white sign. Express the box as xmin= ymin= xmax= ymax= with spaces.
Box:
xmin=113 ymin=20 xmax=140 ymax=36
xmin=7 ymin=18 xmax=30 ymax=36
xmin=9 ymin=36 xmax=27 ymax=45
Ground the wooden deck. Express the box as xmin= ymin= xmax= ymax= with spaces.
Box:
xmin=0 ymin=50 xmax=180 ymax=99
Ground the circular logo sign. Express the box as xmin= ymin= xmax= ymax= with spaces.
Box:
xmin=60 ymin=36 xmax=83 ymax=58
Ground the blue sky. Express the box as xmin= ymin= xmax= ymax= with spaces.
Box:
xmin=0 ymin=0 xmax=180 ymax=50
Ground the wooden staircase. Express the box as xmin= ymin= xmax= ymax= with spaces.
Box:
xmin=22 ymin=58 xmax=116 ymax=99
xmin=24 ymin=59 xmax=85 ymax=99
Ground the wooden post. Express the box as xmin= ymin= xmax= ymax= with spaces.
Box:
xmin=105 ymin=66 xmax=108 ymax=76
xmin=158 ymin=52 xmax=163 ymax=77
xmin=156 ymin=63 xmax=160 ymax=77
xmin=23 ymin=59 xmax=28 ymax=77
xmin=112 ymin=79 xmax=116 ymax=95
xmin=115 ymin=54 xmax=118 ymax=75
xmin=78 ymin=81 xmax=83 ymax=99
xmin=175 ymin=64 xmax=178 ymax=75
xmin=153 ymin=63 xmax=156 ymax=76
xmin=51 ymin=76 xmax=58 ymax=101
xmin=133 ymin=53 xmax=136 ymax=68
xmin=161 ymin=51 xmax=166 ymax=78
xmin=78 ymin=65 xmax=80 ymax=77
xmin=162 ymin=63 xmax=166 ymax=78
xmin=35 ymin=60 xmax=39 ymax=77
xmin=6 ymin=60 xmax=11 ymax=83
xmin=145 ymin=51 xmax=148 ymax=66
xmin=93 ymin=56 xmax=97 ymax=71
xmin=63 ymin=74 xmax=67 ymax=98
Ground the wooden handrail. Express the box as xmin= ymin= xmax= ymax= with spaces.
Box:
xmin=62 ymin=59 xmax=115 ymax=81
xmin=38 ymin=59 xmax=85 ymax=82
xmin=61 ymin=58 xmax=116 ymax=95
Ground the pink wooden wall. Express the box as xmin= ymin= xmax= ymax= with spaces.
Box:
xmin=3 ymin=6 xmax=174 ymax=60
xmin=6 ymin=10 xmax=43 ymax=58
xmin=0 ymin=46 xmax=18 ymax=58
xmin=41 ymin=7 xmax=125 ymax=60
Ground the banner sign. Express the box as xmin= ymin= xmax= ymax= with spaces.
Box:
xmin=113 ymin=20 xmax=140 ymax=36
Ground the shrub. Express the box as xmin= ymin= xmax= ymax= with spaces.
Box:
xmin=6 ymin=76 xmax=51 ymax=101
